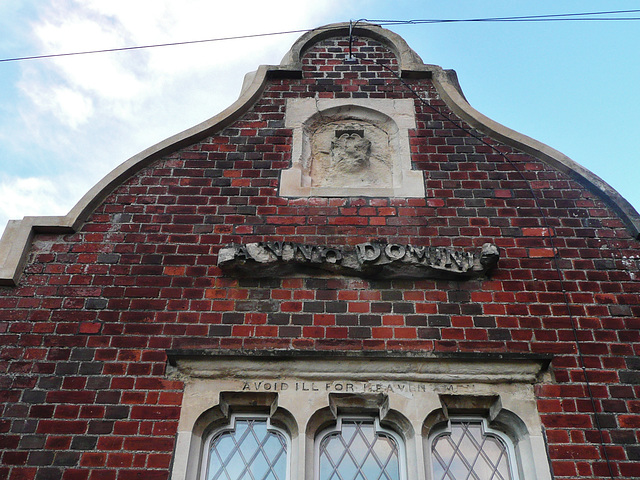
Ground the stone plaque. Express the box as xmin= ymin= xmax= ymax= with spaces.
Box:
xmin=280 ymin=98 xmax=425 ymax=197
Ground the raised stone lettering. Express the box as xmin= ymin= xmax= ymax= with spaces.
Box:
xmin=321 ymin=247 xmax=343 ymax=263
xmin=384 ymin=244 xmax=406 ymax=260
xmin=293 ymin=243 xmax=313 ymax=261
xmin=407 ymin=245 xmax=427 ymax=261
xmin=218 ymin=241 xmax=499 ymax=279
xmin=356 ymin=243 xmax=381 ymax=263
xmin=265 ymin=241 xmax=284 ymax=257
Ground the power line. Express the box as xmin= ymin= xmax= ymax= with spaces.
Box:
xmin=1 ymin=9 xmax=640 ymax=64
xmin=0 ymin=27 xmax=316 ymax=63
xmin=364 ymin=8 xmax=640 ymax=24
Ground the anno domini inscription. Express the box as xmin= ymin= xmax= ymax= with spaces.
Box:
xmin=218 ymin=241 xmax=499 ymax=280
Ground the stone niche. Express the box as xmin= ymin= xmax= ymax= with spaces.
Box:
xmin=280 ymin=98 xmax=425 ymax=197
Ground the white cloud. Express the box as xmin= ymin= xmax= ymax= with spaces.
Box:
xmin=0 ymin=0 xmax=346 ymax=228
xmin=0 ymin=175 xmax=75 ymax=224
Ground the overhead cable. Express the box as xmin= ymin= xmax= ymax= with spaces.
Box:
xmin=1 ymin=9 xmax=640 ymax=63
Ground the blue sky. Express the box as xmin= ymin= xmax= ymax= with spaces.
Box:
xmin=0 ymin=1 xmax=639 ymax=231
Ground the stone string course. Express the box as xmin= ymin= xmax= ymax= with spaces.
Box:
xmin=0 ymin=35 xmax=639 ymax=480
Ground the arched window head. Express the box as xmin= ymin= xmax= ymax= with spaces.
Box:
xmin=203 ymin=415 xmax=289 ymax=480
xmin=429 ymin=418 xmax=518 ymax=480
xmin=316 ymin=417 xmax=405 ymax=480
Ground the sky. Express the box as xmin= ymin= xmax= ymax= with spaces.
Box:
xmin=0 ymin=1 xmax=639 ymax=233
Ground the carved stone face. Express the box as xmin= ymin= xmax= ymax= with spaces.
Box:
xmin=330 ymin=132 xmax=372 ymax=173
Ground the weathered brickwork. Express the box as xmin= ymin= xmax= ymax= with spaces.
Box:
xmin=1 ymin=30 xmax=639 ymax=480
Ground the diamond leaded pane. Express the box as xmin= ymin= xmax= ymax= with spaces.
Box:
xmin=431 ymin=421 xmax=512 ymax=480
xmin=207 ymin=418 xmax=287 ymax=480
xmin=319 ymin=420 xmax=401 ymax=480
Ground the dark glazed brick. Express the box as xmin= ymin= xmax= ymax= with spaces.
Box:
xmin=594 ymin=414 xmax=617 ymax=429
xmin=418 ymin=328 xmax=441 ymax=339
xmin=279 ymin=327 xmax=302 ymax=338
xmin=428 ymin=316 xmax=451 ymax=327
xmin=85 ymin=298 xmax=108 ymax=310
xmin=628 ymin=446 xmax=640 ymax=461
xmin=393 ymin=303 xmax=415 ymax=314
xmin=626 ymin=357 xmax=640 ymax=370
xmin=35 ymin=468 xmax=62 ymax=480
xmin=222 ymin=313 xmax=244 ymax=324
xmin=303 ymin=302 xmax=324 ymax=313
xmin=610 ymin=430 xmax=636 ymax=444
xmin=326 ymin=302 xmax=347 ymax=313
xmin=21 ymin=390 xmax=46 ymax=403
xmin=53 ymin=451 xmax=80 ymax=466
xmin=79 ymin=362 xmax=104 ymax=376
xmin=11 ymin=420 xmax=38 ymax=434
xmin=85 ymin=376 xmax=109 ymax=389
xmin=70 ymin=348 xmax=95 ymax=361
xmin=27 ymin=450 xmax=55 ymax=466
xmin=619 ymin=371 xmax=640 ymax=384
xmin=55 ymin=362 xmax=79 ymax=375
xmin=70 ymin=436 xmax=98 ymax=450
xmin=37 ymin=377 xmax=63 ymax=390
xmin=381 ymin=291 xmax=403 ymax=301
xmin=448 ymin=290 xmax=471 ymax=302
xmin=348 ymin=327 xmax=371 ymax=339
xmin=267 ymin=313 xmax=290 ymax=325
xmin=19 ymin=435 xmax=46 ymax=449
xmin=473 ymin=317 xmax=496 ymax=327
xmin=209 ymin=325 xmax=232 ymax=336
xmin=97 ymin=253 xmax=120 ymax=264
xmin=105 ymin=406 xmax=130 ymax=419
xmin=488 ymin=329 xmax=511 ymax=341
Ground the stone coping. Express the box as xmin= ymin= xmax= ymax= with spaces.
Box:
xmin=1 ymin=22 xmax=638 ymax=286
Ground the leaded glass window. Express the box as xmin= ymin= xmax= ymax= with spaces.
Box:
xmin=317 ymin=417 xmax=404 ymax=480
xmin=430 ymin=419 xmax=517 ymax=480
xmin=203 ymin=416 xmax=289 ymax=480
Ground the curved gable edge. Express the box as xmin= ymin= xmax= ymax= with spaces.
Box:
xmin=0 ymin=63 xmax=298 ymax=286
xmin=1 ymin=23 xmax=639 ymax=286
xmin=431 ymin=68 xmax=640 ymax=241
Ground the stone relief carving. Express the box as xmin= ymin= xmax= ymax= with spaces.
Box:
xmin=280 ymin=98 xmax=425 ymax=197
xmin=310 ymin=122 xmax=392 ymax=188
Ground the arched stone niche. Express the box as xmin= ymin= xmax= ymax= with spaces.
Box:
xmin=280 ymin=98 xmax=425 ymax=197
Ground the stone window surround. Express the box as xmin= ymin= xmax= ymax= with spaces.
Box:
xmin=201 ymin=413 xmax=291 ymax=480
xmin=167 ymin=351 xmax=553 ymax=480
xmin=315 ymin=415 xmax=406 ymax=480
xmin=427 ymin=415 xmax=520 ymax=480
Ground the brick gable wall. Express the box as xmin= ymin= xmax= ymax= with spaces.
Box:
xmin=1 ymin=34 xmax=639 ymax=480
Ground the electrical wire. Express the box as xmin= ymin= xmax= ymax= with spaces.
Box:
xmin=364 ymin=8 xmax=640 ymax=24
xmin=2 ymin=9 xmax=640 ymax=63
xmin=0 ymin=27 xmax=316 ymax=63
xmin=351 ymin=53 xmax=617 ymax=480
